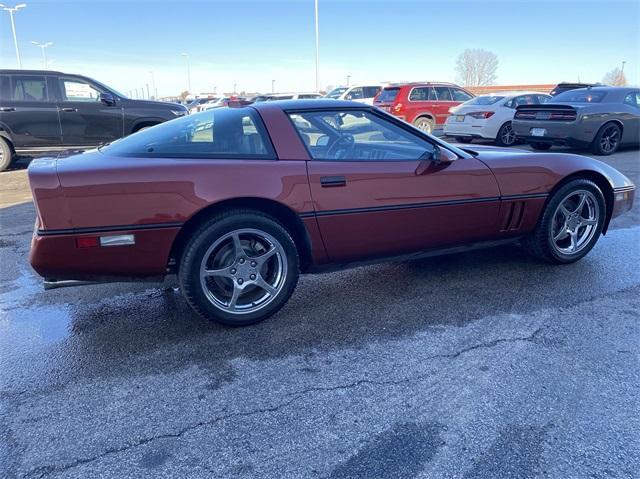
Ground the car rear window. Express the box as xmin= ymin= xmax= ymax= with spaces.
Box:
xmin=467 ymin=95 xmax=504 ymax=105
xmin=377 ymin=87 xmax=400 ymax=103
xmin=552 ymin=90 xmax=606 ymax=103
xmin=100 ymin=107 xmax=276 ymax=159
xmin=9 ymin=75 xmax=49 ymax=102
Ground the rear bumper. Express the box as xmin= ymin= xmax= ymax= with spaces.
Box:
xmin=443 ymin=121 xmax=496 ymax=140
xmin=29 ymin=226 xmax=180 ymax=281
xmin=512 ymin=119 xmax=593 ymax=146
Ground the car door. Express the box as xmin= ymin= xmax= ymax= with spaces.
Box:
xmin=0 ymin=73 xmax=61 ymax=148
xmin=56 ymin=76 xmax=123 ymax=146
xmin=433 ymin=86 xmax=457 ymax=126
xmin=622 ymin=91 xmax=640 ymax=143
xmin=288 ymin=108 xmax=501 ymax=262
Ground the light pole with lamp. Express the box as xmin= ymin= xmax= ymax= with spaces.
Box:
xmin=314 ymin=0 xmax=319 ymax=92
xmin=0 ymin=3 xmax=27 ymax=68
xmin=31 ymin=41 xmax=53 ymax=69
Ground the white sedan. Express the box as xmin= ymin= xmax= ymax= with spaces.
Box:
xmin=444 ymin=91 xmax=551 ymax=146
xmin=325 ymin=85 xmax=383 ymax=105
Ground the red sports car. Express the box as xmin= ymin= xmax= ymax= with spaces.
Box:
xmin=28 ymin=100 xmax=635 ymax=326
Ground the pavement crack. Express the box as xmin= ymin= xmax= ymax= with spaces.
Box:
xmin=22 ymin=327 xmax=543 ymax=478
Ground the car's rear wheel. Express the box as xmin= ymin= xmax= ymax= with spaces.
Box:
xmin=455 ymin=136 xmax=473 ymax=144
xmin=495 ymin=122 xmax=516 ymax=147
xmin=413 ymin=117 xmax=434 ymax=134
xmin=530 ymin=142 xmax=552 ymax=151
xmin=522 ymin=179 xmax=605 ymax=264
xmin=179 ymin=210 xmax=299 ymax=326
xmin=591 ymin=122 xmax=621 ymax=156
xmin=0 ymin=137 xmax=14 ymax=172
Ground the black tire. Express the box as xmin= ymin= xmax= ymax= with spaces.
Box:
xmin=591 ymin=122 xmax=621 ymax=156
xmin=455 ymin=136 xmax=473 ymax=144
xmin=413 ymin=116 xmax=434 ymax=134
xmin=495 ymin=122 xmax=517 ymax=147
xmin=0 ymin=137 xmax=14 ymax=172
xmin=522 ymin=179 xmax=606 ymax=264
xmin=530 ymin=142 xmax=552 ymax=151
xmin=179 ymin=209 xmax=299 ymax=326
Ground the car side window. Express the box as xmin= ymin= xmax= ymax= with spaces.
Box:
xmin=504 ymin=98 xmax=515 ymax=108
xmin=624 ymin=92 xmax=639 ymax=107
xmin=10 ymin=75 xmax=48 ymax=102
xmin=288 ymin=109 xmax=436 ymax=161
xmin=60 ymin=78 xmax=102 ymax=102
xmin=434 ymin=87 xmax=453 ymax=101
xmin=100 ymin=107 xmax=275 ymax=159
xmin=409 ymin=87 xmax=435 ymax=101
xmin=364 ymin=86 xmax=381 ymax=98
xmin=451 ymin=88 xmax=473 ymax=102
xmin=346 ymin=88 xmax=364 ymax=100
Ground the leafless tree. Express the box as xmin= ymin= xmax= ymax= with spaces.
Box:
xmin=179 ymin=90 xmax=190 ymax=101
xmin=602 ymin=67 xmax=627 ymax=86
xmin=455 ymin=49 xmax=498 ymax=87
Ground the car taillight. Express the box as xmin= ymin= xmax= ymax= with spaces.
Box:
xmin=393 ymin=103 xmax=403 ymax=113
xmin=467 ymin=111 xmax=495 ymax=119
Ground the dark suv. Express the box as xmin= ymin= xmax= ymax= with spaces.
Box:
xmin=0 ymin=70 xmax=187 ymax=170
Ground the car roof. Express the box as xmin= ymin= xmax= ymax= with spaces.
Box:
xmin=0 ymin=69 xmax=66 ymax=75
xmin=562 ymin=86 xmax=637 ymax=93
xmin=383 ymin=82 xmax=458 ymax=88
xmin=477 ymin=90 xmax=549 ymax=98
xmin=252 ymin=99 xmax=362 ymax=111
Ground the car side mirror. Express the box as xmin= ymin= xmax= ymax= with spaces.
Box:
xmin=431 ymin=145 xmax=456 ymax=165
xmin=100 ymin=92 xmax=116 ymax=106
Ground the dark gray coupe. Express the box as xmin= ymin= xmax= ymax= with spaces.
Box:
xmin=512 ymin=87 xmax=640 ymax=155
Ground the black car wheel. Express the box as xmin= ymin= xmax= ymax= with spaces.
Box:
xmin=0 ymin=137 xmax=14 ymax=172
xmin=455 ymin=136 xmax=473 ymax=144
xmin=495 ymin=122 xmax=517 ymax=147
xmin=530 ymin=142 xmax=552 ymax=151
xmin=179 ymin=209 xmax=300 ymax=326
xmin=522 ymin=179 xmax=605 ymax=264
xmin=591 ymin=122 xmax=621 ymax=156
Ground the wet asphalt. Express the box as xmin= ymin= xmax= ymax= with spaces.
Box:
xmin=0 ymin=147 xmax=639 ymax=478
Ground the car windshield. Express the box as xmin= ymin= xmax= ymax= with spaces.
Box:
xmin=325 ymin=87 xmax=348 ymax=99
xmin=465 ymin=95 xmax=504 ymax=105
xmin=552 ymin=89 xmax=607 ymax=103
xmin=377 ymin=88 xmax=400 ymax=102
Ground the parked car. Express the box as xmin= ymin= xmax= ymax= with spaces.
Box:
xmin=373 ymin=82 xmax=474 ymax=134
xmin=252 ymin=93 xmax=323 ymax=102
xmin=444 ymin=91 xmax=551 ymax=146
xmin=325 ymin=85 xmax=383 ymax=105
xmin=28 ymin=100 xmax=635 ymax=326
xmin=512 ymin=87 xmax=640 ymax=155
xmin=202 ymin=96 xmax=253 ymax=110
xmin=0 ymin=70 xmax=187 ymax=171
xmin=186 ymin=98 xmax=211 ymax=114
xmin=549 ymin=82 xmax=601 ymax=96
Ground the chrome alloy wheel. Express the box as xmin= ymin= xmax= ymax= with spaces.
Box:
xmin=199 ymin=228 xmax=288 ymax=314
xmin=500 ymin=123 xmax=516 ymax=145
xmin=600 ymin=125 xmax=620 ymax=154
xmin=550 ymin=190 xmax=600 ymax=255
xmin=415 ymin=118 xmax=433 ymax=133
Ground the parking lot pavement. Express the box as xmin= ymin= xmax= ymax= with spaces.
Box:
xmin=1 ymin=148 xmax=639 ymax=478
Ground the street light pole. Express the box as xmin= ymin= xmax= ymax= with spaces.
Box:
xmin=314 ymin=0 xmax=319 ymax=92
xmin=271 ymin=79 xmax=275 ymax=93
xmin=346 ymin=74 xmax=351 ymax=87
xmin=0 ymin=3 xmax=27 ymax=68
xmin=31 ymin=41 xmax=53 ymax=69
xmin=181 ymin=53 xmax=191 ymax=93
xmin=149 ymin=70 xmax=157 ymax=99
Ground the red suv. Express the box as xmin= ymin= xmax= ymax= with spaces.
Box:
xmin=374 ymin=82 xmax=474 ymax=134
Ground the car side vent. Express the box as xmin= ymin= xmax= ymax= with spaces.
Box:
xmin=500 ymin=201 xmax=525 ymax=231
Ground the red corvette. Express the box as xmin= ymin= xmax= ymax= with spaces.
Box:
xmin=28 ymin=100 xmax=635 ymax=326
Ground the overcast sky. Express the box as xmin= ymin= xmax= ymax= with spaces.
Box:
xmin=1 ymin=0 xmax=638 ymax=97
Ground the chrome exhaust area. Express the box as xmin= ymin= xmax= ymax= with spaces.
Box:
xmin=43 ymin=279 xmax=102 ymax=291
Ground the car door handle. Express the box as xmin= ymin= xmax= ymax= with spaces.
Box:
xmin=0 ymin=107 xmax=15 ymax=112
xmin=320 ymin=176 xmax=346 ymax=187
xmin=60 ymin=107 xmax=78 ymax=112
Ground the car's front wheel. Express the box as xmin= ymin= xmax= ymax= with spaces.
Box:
xmin=179 ymin=210 xmax=299 ymax=326
xmin=0 ymin=137 xmax=14 ymax=172
xmin=522 ymin=179 xmax=605 ymax=264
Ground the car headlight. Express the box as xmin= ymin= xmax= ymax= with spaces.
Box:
xmin=171 ymin=110 xmax=187 ymax=116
